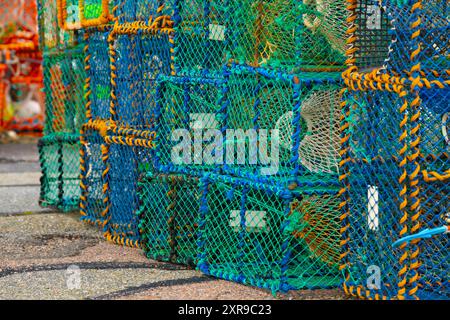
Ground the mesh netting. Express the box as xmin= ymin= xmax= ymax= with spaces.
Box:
xmin=105 ymin=140 xmax=153 ymax=245
xmin=415 ymin=88 xmax=449 ymax=300
xmin=37 ymin=0 xmax=81 ymax=50
xmin=341 ymin=81 xmax=449 ymax=300
xmin=84 ymin=27 xmax=111 ymax=120
xmin=342 ymin=88 xmax=412 ymax=299
xmin=138 ymin=174 xmax=200 ymax=266
xmin=173 ymin=0 xmax=347 ymax=75
xmin=37 ymin=1 xmax=85 ymax=212
xmin=350 ymin=0 xmax=449 ymax=78
xmin=223 ymin=66 xmax=341 ymax=187
xmin=382 ymin=0 xmax=449 ymax=79
xmin=154 ymin=75 xmax=226 ymax=174
xmin=79 ymin=119 xmax=156 ymax=247
xmin=43 ymin=48 xmax=86 ymax=134
xmin=80 ymin=124 xmax=109 ymax=227
xmin=116 ymin=0 xmax=174 ymax=24
xmin=40 ymin=49 xmax=84 ymax=210
xmin=342 ymin=0 xmax=448 ymax=300
xmin=39 ymin=133 xmax=81 ymax=211
xmin=197 ymin=174 xmax=341 ymax=293
xmin=113 ymin=28 xmax=173 ymax=128
xmin=78 ymin=22 xmax=173 ymax=245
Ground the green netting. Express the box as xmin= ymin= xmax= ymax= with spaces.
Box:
xmin=154 ymin=75 xmax=226 ymax=174
xmin=39 ymin=44 xmax=85 ymax=211
xmin=222 ymin=66 xmax=341 ymax=188
xmin=82 ymin=0 xmax=110 ymax=20
xmin=197 ymin=174 xmax=341 ymax=293
xmin=42 ymin=48 xmax=86 ymax=135
xmin=39 ymin=133 xmax=81 ymax=211
xmin=174 ymin=0 xmax=347 ymax=75
xmin=138 ymin=174 xmax=200 ymax=266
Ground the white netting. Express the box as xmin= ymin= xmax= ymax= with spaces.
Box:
xmin=275 ymin=88 xmax=341 ymax=174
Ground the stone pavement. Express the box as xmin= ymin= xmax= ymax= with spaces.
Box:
xmin=0 ymin=140 xmax=347 ymax=300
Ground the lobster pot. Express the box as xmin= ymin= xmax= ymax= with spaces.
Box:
xmin=37 ymin=0 xmax=80 ymax=50
xmin=137 ymin=174 xmax=200 ymax=266
xmin=102 ymin=134 xmax=153 ymax=246
xmin=197 ymin=174 xmax=341 ymax=293
xmin=173 ymin=0 xmax=228 ymax=76
xmin=416 ymin=87 xmax=449 ymax=300
xmin=85 ymin=28 xmax=111 ymax=120
xmin=80 ymin=125 xmax=109 ymax=227
xmin=112 ymin=26 xmax=173 ymax=128
xmin=173 ymin=0 xmax=347 ymax=76
xmin=383 ymin=0 xmax=449 ymax=79
xmin=226 ymin=0 xmax=347 ymax=71
xmin=42 ymin=47 xmax=86 ymax=135
xmin=38 ymin=48 xmax=85 ymax=212
xmin=417 ymin=180 xmax=449 ymax=300
xmin=154 ymin=75 xmax=226 ymax=174
xmin=38 ymin=133 xmax=81 ymax=212
xmin=351 ymin=0 xmax=449 ymax=78
xmin=223 ymin=66 xmax=341 ymax=188
xmin=115 ymin=0 xmax=174 ymax=23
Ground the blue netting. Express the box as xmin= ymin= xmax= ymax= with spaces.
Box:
xmin=80 ymin=127 xmax=108 ymax=227
xmin=114 ymin=31 xmax=172 ymax=128
xmin=85 ymin=28 xmax=111 ymax=120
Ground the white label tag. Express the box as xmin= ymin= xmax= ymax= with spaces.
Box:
xmin=189 ymin=113 xmax=220 ymax=130
xmin=367 ymin=185 xmax=380 ymax=231
xmin=229 ymin=210 xmax=269 ymax=233
xmin=366 ymin=5 xmax=382 ymax=30
xmin=209 ymin=24 xmax=226 ymax=41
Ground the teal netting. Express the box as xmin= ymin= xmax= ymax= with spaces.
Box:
xmin=138 ymin=174 xmax=200 ymax=266
xmin=39 ymin=47 xmax=86 ymax=211
xmin=173 ymin=0 xmax=347 ymax=75
xmin=197 ymin=174 xmax=341 ymax=293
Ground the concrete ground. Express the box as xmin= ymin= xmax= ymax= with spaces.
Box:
xmin=0 ymin=138 xmax=347 ymax=300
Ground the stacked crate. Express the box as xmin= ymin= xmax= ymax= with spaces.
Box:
xmin=340 ymin=0 xmax=448 ymax=300
xmin=38 ymin=0 xmax=86 ymax=210
xmin=138 ymin=0 xmax=348 ymax=292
